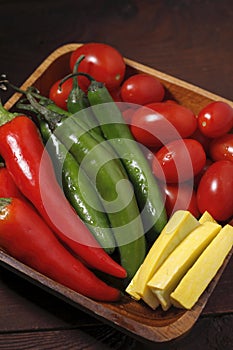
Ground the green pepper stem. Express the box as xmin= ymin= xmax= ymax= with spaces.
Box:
xmin=73 ymin=55 xmax=85 ymax=74
xmin=72 ymin=54 xmax=85 ymax=90
xmin=59 ymin=72 xmax=96 ymax=91
xmin=88 ymin=80 xmax=105 ymax=92
xmin=59 ymin=54 xmax=93 ymax=92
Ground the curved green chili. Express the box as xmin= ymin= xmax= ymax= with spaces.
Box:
xmin=87 ymin=80 xmax=168 ymax=243
xmin=39 ymin=120 xmax=116 ymax=254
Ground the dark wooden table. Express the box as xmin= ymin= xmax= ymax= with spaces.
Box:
xmin=0 ymin=1 xmax=232 ymax=349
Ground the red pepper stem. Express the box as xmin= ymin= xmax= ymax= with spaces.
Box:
xmin=15 ymin=101 xmax=39 ymax=114
xmin=26 ymin=92 xmax=65 ymax=130
xmin=0 ymin=78 xmax=36 ymax=97
xmin=0 ymin=197 xmax=11 ymax=211
xmin=1 ymin=78 xmax=54 ymax=107
xmin=5 ymin=81 xmax=28 ymax=95
xmin=0 ymin=102 xmax=19 ymax=127
xmin=15 ymin=85 xmax=54 ymax=106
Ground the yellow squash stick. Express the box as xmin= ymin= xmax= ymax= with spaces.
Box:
xmin=125 ymin=210 xmax=200 ymax=308
xmin=199 ymin=211 xmax=217 ymax=224
xmin=170 ymin=224 xmax=233 ymax=309
xmin=147 ymin=221 xmax=222 ymax=310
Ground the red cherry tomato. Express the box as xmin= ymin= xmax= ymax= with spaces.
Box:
xmin=122 ymin=108 xmax=136 ymax=124
xmin=120 ymin=73 xmax=165 ymax=105
xmin=160 ymin=182 xmax=200 ymax=218
xmin=197 ymin=160 xmax=233 ymax=221
xmin=130 ymin=102 xmax=197 ymax=148
xmin=49 ymin=77 xmax=73 ymax=110
xmin=109 ymin=87 xmax=122 ymax=102
xmin=152 ymin=139 xmax=206 ymax=183
xmin=209 ymin=133 xmax=233 ymax=162
xmin=197 ymin=101 xmax=233 ymax=138
xmin=190 ymin=128 xmax=211 ymax=155
xmin=142 ymin=147 xmax=158 ymax=166
xmin=194 ymin=158 xmax=213 ymax=188
xmin=70 ymin=43 xmax=126 ymax=91
xmin=164 ymin=100 xmax=178 ymax=105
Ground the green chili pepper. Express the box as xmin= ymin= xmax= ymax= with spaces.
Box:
xmin=87 ymin=80 xmax=168 ymax=243
xmin=39 ymin=119 xmax=116 ymax=254
xmin=65 ymin=55 xmax=90 ymax=113
xmin=59 ymin=66 xmax=102 ymax=136
xmin=26 ymin=91 xmax=146 ymax=281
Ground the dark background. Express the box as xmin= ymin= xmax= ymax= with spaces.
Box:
xmin=1 ymin=0 xmax=233 ymax=103
xmin=0 ymin=0 xmax=233 ymax=349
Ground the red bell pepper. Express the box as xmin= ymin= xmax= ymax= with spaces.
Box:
xmin=0 ymin=107 xmax=126 ymax=279
xmin=0 ymin=197 xmax=120 ymax=301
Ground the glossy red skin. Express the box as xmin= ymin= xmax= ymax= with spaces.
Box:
xmin=109 ymin=87 xmax=122 ymax=102
xmin=120 ymin=73 xmax=165 ymax=105
xmin=160 ymin=182 xmax=200 ymax=218
xmin=0 ymin=166 xmax=25 ymax=199
xmin=197 ymin=160 xmax=233 ymax=221
xmin=190 ymin=127 xmax=211 ymax=155
xmin=209 ymin=133 xmax=233 ymax=162
xmin=194 ymin=158 xmax=213 ymax=189
xmin=122 ymin=108 xmax=136 ymax=124
xmin=152 ymin=138 xmax=206 ymax=183
xmin=0 ymin=197 xmax=120 ymax=301
xmin=49 ymin=78 xmax=73 ymax=110
xmin=70 ymin=43 xmax=126 ymax=91
xmin=0 ymin=115 xmax=126 ymax=279
xmin=197 ymin=101 xmax=233 ymax=138
xmin=130 ymin=102 xmax=197 ymax=148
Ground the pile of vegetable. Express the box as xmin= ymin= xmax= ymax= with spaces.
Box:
xmin=0 ymin=42 xmax=233 ymax=307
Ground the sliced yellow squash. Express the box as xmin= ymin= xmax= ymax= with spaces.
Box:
xmin=170 ymin=224 xmax=233 ymax=309
xmin=147 ymin=221 xmax=222 ymax=310
xmin=125 ymin=210 xmax=200 ymax=307
xmin=199 ymin=211 xmax=217 ymax=224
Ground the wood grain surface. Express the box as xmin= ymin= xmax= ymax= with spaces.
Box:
xmin=0 ymin=0 xmax=233 ymax=349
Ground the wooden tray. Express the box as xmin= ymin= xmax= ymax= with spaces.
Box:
xmin=2 ymin=43 xmax=233 ymax=343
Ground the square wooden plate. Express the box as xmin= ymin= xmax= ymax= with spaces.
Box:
xmin=2 ymin=43 xmax=233 ymax=343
